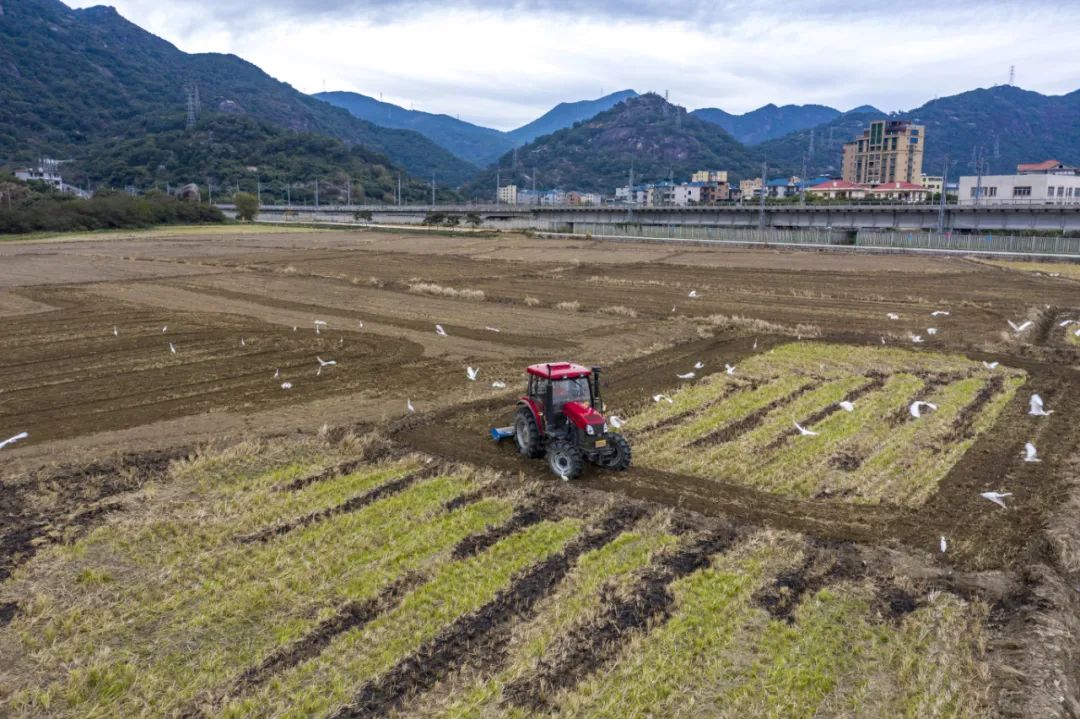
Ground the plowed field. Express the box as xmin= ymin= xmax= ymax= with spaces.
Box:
xmin=1 ymin=226 xmax=1079 ymax=718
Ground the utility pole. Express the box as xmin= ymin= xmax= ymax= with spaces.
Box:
xmin=346 ymin=177 xmax=351 ymax=206
xmin=758 ymin=162 xmax=767 ymax=229
xmin=315 ymin=178 xmax=319 ymax=208
xmin=495 ymin=169 xmax=500 ymax=205
xmin=937 ymin=156 xmax=949 ymax=234
xmin=286 ymin=182 xmax=291 ymax=207
xmin=973 ymin=147 xmax=984 ymax=209
xmin=800 ymin=154 xmax=807 ymax=206
xmin=207 ymin=178 xmax=212 ymax=205
xmin=431 ymin=172 xmax=436 ymax=207
xmin=256 ymin=180 xmax=261 ymax=205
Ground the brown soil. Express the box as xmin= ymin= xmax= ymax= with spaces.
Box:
xmin=2 ymin=229 xmax=1079 ymax=716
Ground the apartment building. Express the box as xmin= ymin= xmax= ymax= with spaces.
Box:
xmin=841 ymin=120 xmax=925 ymax=185
xmin=496 ymin=184 xmax=518 ymax=204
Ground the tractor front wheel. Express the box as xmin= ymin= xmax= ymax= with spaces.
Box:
xmin=546 ymin=439 xmax=584 ymax=480
xmin=597 ymin=433 xmax=632 ymax=471
xmin=514 ymin=407 xmax=544 ymax=458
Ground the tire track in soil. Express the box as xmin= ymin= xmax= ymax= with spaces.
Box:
xmin=500 ymin=528 xmax=740 ymax=712
xmin=236 ymin=467 xmax=441 ymax=544
xmin=326 ymin=505 xmax=647 ymax=719
xmin=451 ymin=494 xmax=566 ymax=560
xmin=684 ymin=380 xmax=819 ymax=449
xmin=160 ymin=280 xmax=569 ymax=350
xmin=937 ymin=374 xmax=1006 ymax=446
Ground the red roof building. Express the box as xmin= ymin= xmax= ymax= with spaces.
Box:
xmin=1017 ymin=160 xmax=1064 ymax=173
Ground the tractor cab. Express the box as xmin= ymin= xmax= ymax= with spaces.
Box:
xmin=497 ymin=361 xmax=631 ymax=480
xmin=525 ymin=363 xmax=603 ymax=433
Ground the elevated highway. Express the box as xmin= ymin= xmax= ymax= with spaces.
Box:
xmin=238 ymin=202 xmax=1080 ymax=233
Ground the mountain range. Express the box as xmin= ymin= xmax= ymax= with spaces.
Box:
xmin=691 ymin=104 xmax=845 ymax=144
xmin=470 ymin=93 xmax=758 ymax=195
xmin=314 ymin=89 xmax=639 ymax=167
xmin=0 ymin=0 xmax=476 ymax=187
xmin=2 ymin=0 xmax=1078 ymax=197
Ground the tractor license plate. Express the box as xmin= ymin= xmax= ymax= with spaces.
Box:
xmin=595 ymin=439 xmax=607 ymax=448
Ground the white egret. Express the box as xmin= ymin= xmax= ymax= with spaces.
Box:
xmin=980 ymin=491 xmax=1012 ymax=509
xmin=1007 ymin=319 xmax=1033 ymax=333
xmin=1023 ymin=442 xmax=1041 ymax=463
xmin=466 ymin=366 xmax=479 ymax=381
xmin=793 ymin=421 xmax=818 ymax=436
xmin=0 ymin=431 xmax=28 ymax=450
xmin=909 ymin=401 xmax=938 ymax=418
xmin=435 ymin=324 xmax=448 ymax=337
xmin=677 ymin=372 xmax=695 ymax=380
xmin=1029 ymin=393 xmax=1053 ymax=416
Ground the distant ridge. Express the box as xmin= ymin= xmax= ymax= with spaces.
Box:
xmin=507 ymin=90 xmax=639 ymax=145
xmin=471 ymin=93 xmax=756 ymax=196
xmin=691 ymin=103 xmax=842 ymax=144
xmin=314 ymin=91 xmax=513 ymax=166
xmin=0 ymin=0 xmax=476 ymax=186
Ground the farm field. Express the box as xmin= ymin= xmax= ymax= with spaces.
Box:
xmin=1 ymin=226 xmax=1080 ymax=717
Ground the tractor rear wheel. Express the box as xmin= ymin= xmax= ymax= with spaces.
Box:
xmin=546 ymin=439 xmax=584 ymax=480
xmin=598 ymin=432 xmax=632 ymax=471
xmin=514 ymin=407 xmax=544 ymax=458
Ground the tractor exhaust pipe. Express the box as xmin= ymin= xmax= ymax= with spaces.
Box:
xmin=591 ymin=366 xmax=602 ymax=408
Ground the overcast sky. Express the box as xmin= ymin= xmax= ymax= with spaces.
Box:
xmin=68 ymin=0 xmax=1080 ymax=130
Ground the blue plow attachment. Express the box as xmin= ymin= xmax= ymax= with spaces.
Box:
xmin=490 ymin=426 xmax=515 ymax=442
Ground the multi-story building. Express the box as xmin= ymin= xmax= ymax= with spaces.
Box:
xmin=566 ymin=191 xmax=602 ymax=206
xmin=14 ymin=158 xmax=90 ymax=198
xmin=739 ymin=177 xmax=763 ymax=199
xmin=496 ymin=184 xmax=518 ymax=204
xmin=957 ymin=160 xmax=1080 ymax=206
xmin=919 ymin=174 xmax=943 ymax=195
xmin=841 ymin=120 xmax=925 ymax=185
xmin=540 ymin=189 xmax=567 ymax=205
xmin=515 ymin=189 xmax=541 ymax=205
xmin=691 ymin=170 xmax=728 ymax=184
xmin=646 ymin=182 xmax=674 ymax=206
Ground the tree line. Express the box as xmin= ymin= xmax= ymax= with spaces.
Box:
xmin=0 ymin=176 xmax=224 ymax=235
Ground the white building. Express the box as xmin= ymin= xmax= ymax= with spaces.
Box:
xmin=672 ymin=184 xmax=703 ymax=206
xmin=958 ymin=160 xmax=1080 ymax=206
xmin=14 ymin=158 xmax=89 ymax=198
xmin=496 ymin=184 xmax=518 ymax=204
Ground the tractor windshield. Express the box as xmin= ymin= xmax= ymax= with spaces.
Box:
xmin=552 ymin=377 xmax=592 ymax=409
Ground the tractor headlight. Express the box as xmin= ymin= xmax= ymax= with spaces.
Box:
xmin=585 ymin=424 xmax=596 ymax=436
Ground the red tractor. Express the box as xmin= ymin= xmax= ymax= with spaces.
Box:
xmin=492 ymin=362 xmax=631 ymax=480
